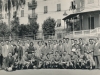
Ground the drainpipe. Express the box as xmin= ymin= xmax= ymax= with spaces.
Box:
xmin=90 ymin=15 xmax=91 ymax=36
xmin=73 ymin=17 xmax=74 ymax=37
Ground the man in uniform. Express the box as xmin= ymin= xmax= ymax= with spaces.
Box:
xmin=88 ymin=39 xmax=94 ymax=57
xmin=54 ymin=51 xmax=61 ymax=69
xmin=93 ymin=37 xmax=100 ymax=69
xmin=60 ymin=51 xmax=72 ymax=69
xmin=17 ymin=41 xmax=23 ymax=63
xmin=78 ymin=38 xmax=85 ymax=55
xmin=57 ymin=40 xmax=64 ymax=56
xmin=71 ymin=50 xmax=78 ymax=69
xmin=13 ymin=52 xmax=19 ymax=70
xmin=22 ymin=51 xmax=30 ymax=69
xmin=64 ymin=38 xmax=71 ymax=55
xmin=30 ymin=51 xmax=39 ymax=69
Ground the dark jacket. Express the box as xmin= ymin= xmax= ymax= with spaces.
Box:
xmin=17 ymin=46 xmax=23 ymax=58
xmin=5 ymin=56 xmax=14 ymax=67
xmin=28 ymin=46 xmax=35 ymax=54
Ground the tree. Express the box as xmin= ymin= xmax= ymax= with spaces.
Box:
xmin=4 ymin=0 xmax=26 ymax=40
xmin=42 ymin=17 xmax=56 ymax=39
xmin=28 ymin=0 xmax=39 ymax=39
xmin=29 ymin=20 xmax=39 ymax=39
xmin=18 ymin=24 xmax=29 ymax=37
xmin=0 ymin=22 xmax=9 ymax=38
xmin=11 ymin=17 xmax=20 ymax=36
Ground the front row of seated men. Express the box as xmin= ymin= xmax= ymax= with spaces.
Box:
xmin=3 ymin=49 xmax=95 ymax=71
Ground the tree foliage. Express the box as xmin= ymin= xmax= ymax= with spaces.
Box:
xmin=29 ymin=19 xmax=39 ymax=36
xmin=42 ymin=17 xmax=56 ymax=36
xmin=11 ymin=17 xmax=39 ymax=38
xmin=5 ymin=0 xmax=26 ymax=12
xmin=0 ymin=22 xmax=9 ymax=37
xmin=11 ymin=17 xmax=20 ymax=36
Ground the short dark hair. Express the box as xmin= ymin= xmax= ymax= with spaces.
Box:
xmin=66 ymin=38 xmax=69 ymax=40
xmin=79 ymin=38 xmax=82 ymax=40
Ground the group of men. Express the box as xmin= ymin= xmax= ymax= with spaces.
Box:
xmin=0 ymin=37 xmax=100 ymax=71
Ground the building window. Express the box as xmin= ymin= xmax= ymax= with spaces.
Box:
xmin=21 ymin=10 xmax=24 ymax=17
xmin=44 ymin=6 xmax=48 ymax=14
xmin=57 ymin=19 xmax=61 ymax=27
xmin=88 ymin=17 xmax=94 ymax=29
xmin=88 ymin=0 xmax=94 ymax=4
xmin=57 ymin=4 xmax=61 ymax=11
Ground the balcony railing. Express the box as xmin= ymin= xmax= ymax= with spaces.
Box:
xmin=28 ymin=14 xmax=37 ymax=19
xmin=66 ymin=27 xmax=100 ymax=37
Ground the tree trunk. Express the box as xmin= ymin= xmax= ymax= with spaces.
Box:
xmin=32 ymin=9 xmax=35 ymax=17
xmin=8 ymin=10 xmax=11 ymax=41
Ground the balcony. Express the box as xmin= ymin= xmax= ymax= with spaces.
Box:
xmin=28 ymin=14 xmax=37 ymax=19
xmin=28 ymin=1 xmax=37 ymax=9
xmin=65 ymin=27 xmax=100 ymax=38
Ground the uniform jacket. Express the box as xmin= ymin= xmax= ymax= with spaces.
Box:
xmin=63 ymin=43 xmax=71 ymax=54
xmin=17 ymin=46 xmax=23 ymax=58
xmin=57 ymin=44 xmax=64 ymax=56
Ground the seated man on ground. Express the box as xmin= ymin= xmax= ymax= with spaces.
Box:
xmin=30 ymin=51 xmax=39 ymax=69
xmin=22 ymin=51 xmax=30 ymax=69
xmin=5 ymin=52 xmax=14 ymax=71
xmin=13 ymin=52 xmax=19 ymax=70
xmin=82 ymin=52 xmax=95 ymax=69
xmin=60 ymin=51 xmax=72 ymax=69
xmin=54 ymin=51 xmax=62 ymax=69
xmin=45 ymin=53 xmax=51 ymax=69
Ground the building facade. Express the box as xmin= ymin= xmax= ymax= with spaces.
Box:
xmin=36 ymin=0 xmax=72 ymax=39
xmin=63 ymin=0 xmax=100 ymax=38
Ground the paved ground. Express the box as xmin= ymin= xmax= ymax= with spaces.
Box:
xmin=0 ymin=69 xmax=100 ymax=75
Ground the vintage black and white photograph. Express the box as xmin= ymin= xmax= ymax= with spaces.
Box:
xmin=0 ymin=0 xmax=100 ymax=75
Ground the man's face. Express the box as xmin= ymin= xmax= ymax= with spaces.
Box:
xmin=30 ymin=42 xmax=33 ymax=46
xmin=54 ymin=40 xmax=57 ymax=45
xmin=71 ymin=39 xmax=74 ymax=44
xmin=41 ymin=41 xmax=44 ymax=45
xmin=63 ymin=39 xmax=66 ymax=43
xmin=84 ymin=53 xmax=87 ymax=56
xmin=15 ymin=53 xmax=18 ymax=56
xmin=27 ymin=40 xmax=30 ymax=44
xmin=74 ymin=40 xmax=77 ymax=44
xmin=25 ymin=52 xmax=28 ymax=55
xmin=8 ymin=53 xmax=12 ymax=57
xmin=22 ymin=42 xmax=25 ymax=46
xmin=17 ymin=42 xmax=20 ymax=46
xmin=89 ymin=39 xmax=92 ymax=44
xmin=47 ymin=54 xmax=50 ymax=58
xmin=66 ymin=38 xmax=69 ymax=43
xmin=1 ymin=42 xmax=4 ymax=46
xmin=6 ymin=41 xmax=9 ymax=45
xmin=10 ymin=41 xmax=14 ymax=45
xmin=79 ymin=39 xmax=82 ymax=43
xmin=38 ymin=41 xmax=41 ymax=46
xmin=32 ymin=52 xmax=35 ymax=56
xmin=59 ymin=41 xmax=62 ymax=45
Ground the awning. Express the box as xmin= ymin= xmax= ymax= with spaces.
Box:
xmin=62 ymin=7 xmax=100 ymax=20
